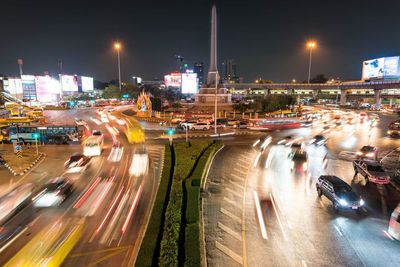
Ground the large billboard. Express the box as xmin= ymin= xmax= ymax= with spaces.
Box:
xmin=362 ymin=56 xmax=400 ymax=80
xmin=181 ymin=73 xmax=198 ymax=94
xmin=35 ymin=76 xmax=61 ymax=103
xmin=60 ymin=75 xmax=78 ymax=91
xmin=5 ymin=78 xmax=23 ymax=95
xmin=81 ymin=76 xmax=94 ymax=92
xmin=164 ymin=72 xmax=182 ymax=88
xmin=21 ymin=75 xmax=36 ymax=100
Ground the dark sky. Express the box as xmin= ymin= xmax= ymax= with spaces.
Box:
xmin=1 ymin=0 xmax=400 ymax=82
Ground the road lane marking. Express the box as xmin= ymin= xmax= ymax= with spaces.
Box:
xmin=334 ymin=225 xmax=343 ymax=236
xmin=383 ymin=230 xmax=395 ymax=241
xmin=224 ymin=197 xmax=242 ymax=209
xmin=0 ymin=227 xmax=27 ymax=254
xmin=253 ymin=152 xmax=262 ymax=168
xmin=253 ymin=191 xmax=268 ymax=240
xmin=233 ymin=168 xmax=247 ymax=176
xmin=225 ymin=187 xmax=243 ymax=198
xmin=220 ymin=208 xmax=242 ymax=224
xmin=215 ymin=241 xmax=243 ymax=265
xmin=236 ymin=162 xmax=248 ymax=169
xmin=270 ymin=193 xmax=288 ymax=241
xmin=218 ymin=222 xmax=242 ymax=241
xmin=87 ymin=249 xmax=126 ymax=267
xmin=228 ymin=180 xmax=244 ymax=189
xmin=231 ymin=173 xmax=245 ymax=181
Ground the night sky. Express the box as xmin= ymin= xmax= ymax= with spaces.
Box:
xmin=1 ymin=0 xmax=400 ymax=83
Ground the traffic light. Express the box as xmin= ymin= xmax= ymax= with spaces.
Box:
xmin=167 ymin=128 xmax=175 ymax=135
xmin=122 ymin=93 xmax=129 ymax=98
xmin=32 ymin=133 xmax=40 ymax=139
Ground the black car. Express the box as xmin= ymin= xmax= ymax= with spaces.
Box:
xmin=316 ymin=175 xmax=364 ymax=212
xmin=310 ymin=135 xmax=327 ymax=146
xmin=34 ymin=178 xmax=74 ymax=207
xmin=64 ymin=154 xmax=91 ymax=173
xmin=289 ymin=148 xmax=308 ymax=173
xmin=356 ymin=145 xmax=378 ymax=160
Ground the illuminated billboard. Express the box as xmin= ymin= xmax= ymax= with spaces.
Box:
xmin=60 ymin=75 xmax=78 ymax=91
xmin=5 ymin=78 xmax=23 ymax=95
xmin=35 ymin=76 xmax=61 ymax=103
xmin=81 ymin=76 xmax=94 ymax=92
xmin=362 ymin=56 xmax=400 ymax=80
xmin=21 ymin=75 xmax=36 ymax=100
xmin=181 ymin=73 xmax=198 ymax=94
xmin=164 ymin=72 xmax=182 ymax=87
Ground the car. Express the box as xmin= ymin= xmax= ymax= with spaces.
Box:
xmin=171 ymin=118 xmax=185 ymax=124
xmin=316 ymin=175 xmax=364 ymax=212
xmin=289 ymin=148 xmax=308 ymax=173
xmin=33 ymin=177 xmax=74 ymax=208
xmin=310 ymin=135 xmax=327 ymax=146
xmin=92 ymin=130 xmax=103 ymax=138
xmin=179 ymin=120 xmax=198 ymax=130
xmin=100 ymin=114 xmax=109 ymax=123
xmin=388 ymin=203 xmax=400 ymax=241
xmin=353 ymin=159 xmax=390 ymax=185
xmin=217 ymin=118 xmax=228 ymax=125
xmin=277 ymin=135 xmax=293 ymax=145
xmin=227 ymin=119 xmax=240 ymax=126
xmin=356 ymin=145 xmax=378 ymax=160
xmin=64 ymin=154 xmax=91 ymax=173
xmin=191 ymin=122 xmax=211 ymax=131
xmin=234 ymin=121 xmax=248 ymax=129
xmin=74 ymin=118 xmax=86 ymax=126
xmin=211 ymin=122 xmax=226 ymax=129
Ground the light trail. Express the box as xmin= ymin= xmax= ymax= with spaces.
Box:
xmin=73 ymin=177 xmax=101 ymax=209
xmin=270 ymin=193 xmax=288 ymax=241
xmin=122 ymin=185 xmax=143 ymax=233
xmin=253 ymin=191 xmax=268 ymax=240
xmin=253 ymin=152 xmax=262 ymax=168
xmin=96 ymin=186 xmax=124 ymax=233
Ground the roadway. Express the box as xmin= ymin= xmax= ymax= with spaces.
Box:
xmin=203 ymin=110 xmax=400 ymax=267
xmin=0 ymin=107 xmax=164 ymax=266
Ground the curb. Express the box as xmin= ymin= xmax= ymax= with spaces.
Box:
xmin=158 ymin=131 xmax=257 ymax=140
xmin=3 ymin=153 xmax=46 ymax=176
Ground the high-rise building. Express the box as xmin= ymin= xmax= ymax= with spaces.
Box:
xmin=193 ymin=62 xmax=204 ymax=85
xmin=221 ymin=59 xmax=239 ymax=83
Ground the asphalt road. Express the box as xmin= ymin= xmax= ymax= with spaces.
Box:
xmin=0 ymin=108 xmax=164 ymax=266
xmin=204 ymin=110 xmax=400 ymax=267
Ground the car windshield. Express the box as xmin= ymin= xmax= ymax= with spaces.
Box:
xmin=335 ymin=186 xmax=352 ymax=194
xmin=361 ymin=146 xmax=374 ymax=152
xmin=367 ymin=165 xmax=385 ymax=172
xmin=293 ymin=151 xmax=307 ymax=160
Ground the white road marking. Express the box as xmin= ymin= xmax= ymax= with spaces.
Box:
xmin=228 ymin=180 xmax=244 ymax=189
xmin=334 ymin=225 xmax=343 ymax=236
xmin=0 ymin=227 xmax=27 ymax=254
xmin=225 ymin=187 xmax=243 ymax=198
xmin=270 ymin=193 xmax=288 ymax=241
xmin=236 ymin=162 xmax=248 ymax=169
xmin=383 ymin=230 xmax=395 ymax=241
xmin=233 ymin=168 xmax=248 ymax=176
xmin=220 ymin=208 xmax=242 ymax=224
xmin=224 ymin=197 xmax=242 ymax=209
xmin=230 ymin=173 xmax=245 ymax=181
xmin=253 ymin=191 xmax=268 ymax=240
xmin=215 ymin=241 xmax=243 ymax=265
xmin=218 ymin=222 xmax=242 ymax=241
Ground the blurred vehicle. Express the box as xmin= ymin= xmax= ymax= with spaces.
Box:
xmin=34 ymin=178 xmax=74 ymax=208
xmin=83 ymin=135 xmax=103 ymax=157
xmin=108 ymin=141 xmax=124 ymax=162
xmin=227 ymin=119 xmax=240 ymax=126
xmin=309 ymin=135 xmax=327 ymax=146
xmin=0 ymin=183 xmax=34 ymax=225
xmin=96 ymin=108 xmax=103 ymax=114
xmin=388 ymin=203 xmax=400 ymax=241
xmin=179 ymin=120 xmax=197 ymax=130
xmin=359 ymin=112 xmax=368 ymax=123
xmin=253 ymin=135 xmax=272 ymax=151
xmin=9 ymin=125 xmax=83 ymax=144
xmin=64 ymin=154 xmax=91 ymax=173
xmin=234 ymin=121 xmax=248 ymax=129
xmin=191 ymin=122 xmax=211 ymax=131
xmin=387 ymin=120 xmax=400 ymax=137
xmin=92 ymin=129 xmax=103 ymax=140
xmin=333 ymin=116 xmax=342 ymax=125
xmin=277 ymin=135 xmax=293 ymax=145
xmin=211 ymin=122 xmax=226 ymax=129
xmin=74 ymin=118 xmax=86 ymax=126
xmin=353 ymin=159 xmax=390 ymax=185
xmin=289 ymin=148 xmax=308 ymax=173
xmin=171 ymin=118 xmax=185 ymax=124
xmin=129 ymin=148 xmax=149 ymax=176
xmin=316 ymin=175 xmax=364 ymax=213
xmin=291 ymin=141 xmax=304 ymax=149
xmin=356 ymin=145 xmax=378 ymax=160
xmin=100 ymin=113 xmax=109 ymax=123
xmin=217 ymin=118 xmax=229 ymax=125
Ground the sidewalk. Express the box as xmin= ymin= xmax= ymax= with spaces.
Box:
xmin=0 ymin=144 xmax=45 ymax=176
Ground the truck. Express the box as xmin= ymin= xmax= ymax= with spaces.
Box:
xmin=353 ymin=159 xmax=390 ymax=185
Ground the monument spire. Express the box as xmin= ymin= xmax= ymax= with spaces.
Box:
xmin=207 ymin=3 xmax=220 ymax=86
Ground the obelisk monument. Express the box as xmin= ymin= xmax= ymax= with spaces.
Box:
xmin=207 ymin=4 xmax=220 ymax=85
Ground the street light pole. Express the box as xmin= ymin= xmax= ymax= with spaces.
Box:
xmin=307 ymin=41 xmax=316 ymax=84
xmin=114 ymin=42 xmax=122 ymax=92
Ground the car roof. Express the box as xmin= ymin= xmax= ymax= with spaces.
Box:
xmin=319 ymin=175 xmax=350 ymax=187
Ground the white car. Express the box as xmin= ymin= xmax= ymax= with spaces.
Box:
xmin=101 ymin=114 xmax=109 ymax=123
xmin=191 ymin=122 xmax=210 ymax=131
xmin=180 ymin=121 xmax=197 ymax=130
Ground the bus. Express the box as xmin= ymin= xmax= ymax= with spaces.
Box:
xmin=83 ymin=136 xmax=103 ymax=156
xmin=9 ymin=125 xmax=83 ymax=144
xmin=387 ymin=120 xmax=400 ymax=137
xmin=248 ymin=117 xmax=307 ymax=130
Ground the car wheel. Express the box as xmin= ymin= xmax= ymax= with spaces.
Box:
xmin=317 ymin=187 xmax=322 ymax=197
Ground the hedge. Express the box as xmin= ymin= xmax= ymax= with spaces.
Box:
xmin=159 ymin=141 xmax=211 ymax=267
xmin=136 ymin=145 xmax=173 ymax=267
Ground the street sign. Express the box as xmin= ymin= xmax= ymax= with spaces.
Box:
xmin=16 ymin=151 xmax=22 ymax=158
xmin=15 ymin=145 xmax=22 ymax=152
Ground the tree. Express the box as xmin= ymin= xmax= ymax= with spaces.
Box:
xmin=310 ymin=74 xmax=328 ymax=83
xmin=232 ymin=103 xmax=248 ymax=113
xmin=102 ymin=85 xmax=121 ymax=99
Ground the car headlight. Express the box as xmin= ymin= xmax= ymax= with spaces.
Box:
xmin=365 ymin=152 xmax=374 ymax=158
xmin=387 ymin=131 xmax=392 ymax=134
xmin=359 ymin=199 xmax=364 ymax=206
xmin=356 ymin=152 xmax=363 ymax=156
xmin=339 ymin=199 xmax=348 ymax=207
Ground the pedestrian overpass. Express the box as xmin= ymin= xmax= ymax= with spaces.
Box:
xmin=223 ymin=80 xmax=400 ymax=106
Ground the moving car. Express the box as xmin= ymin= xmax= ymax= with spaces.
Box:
xmin=92 ymin=130 xmax=103 ymax=140
xmin=64 ymin=154 xmax=91 ymax=173
xmin=100 ymin=113 xmax=109 ymax=123
xmin=191 ymin=122 xmax=211 ymax=131
xmin=277 ymin=135 xmax=293 ymax=145
xmin=289 ymin=148 xmax=308 ymax=173
xmin=234 ymin=121 xmax=248 ymax=129
xmin=74 ymin=118 xmax=86 ymax=126
xmin=34 ymin=178 xmax=74 ymax=208
xmin=179 ymin=120 xmax=197 ymax=130
xmin=316 ymin=175 xmax=364 ymax=212
xmin=227 ymin=119 xmax=240 ymax=126
xmin=83 ymin=135 xmax=103 ymax=157
xmin=356 ymin=145 xmax=378 ymax=160
xmin=353 ymin=159 xmax=390 ymax=185
xmin=309 ymin=135 xmax=327 ymax=146
xmin=211 ymin=122 xmax=226 ymax=129
xmin=388 ymin=203 xmax=400 ymax=241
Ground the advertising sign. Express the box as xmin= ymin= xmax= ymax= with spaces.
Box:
xmin=6 ymin=78 xmax=23 ymax=95
xmin=81 ymin=76 xmax=94 ymax=92
xmin=35 ymin=76 xmax=61 ymax=103
xmin=21 ymin=75 xmax=36 ymax=100
xmin=362 ymin=56 xmax=400 ymax=80
xmin=181 ymin=73 xmax=198 ymax=94
xmin=164 ymin=72 xmax=182 ymax=88
xmin=60 ymin=75 xmax=78 ymax=91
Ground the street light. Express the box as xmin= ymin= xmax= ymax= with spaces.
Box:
xmin=32 ymin=132 xmax=39 ymax=156
xmin=114 ymin=42 xmax=122 ymax=92
xmin=307 ymin=41 xmax=317 ymax=83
